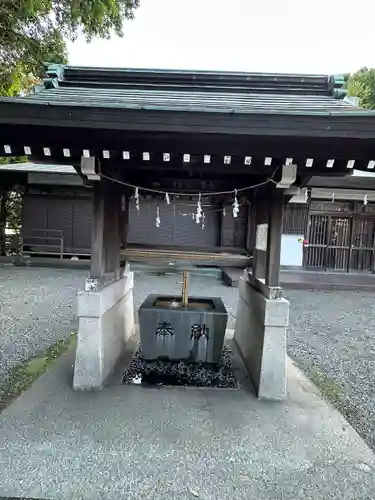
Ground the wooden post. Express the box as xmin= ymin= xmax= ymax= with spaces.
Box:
xmin=220 ymin=203 xmax=234 ymax=247
xmin=90 ymin=180 xmax=122 ymax=281
xmin=252 ymin=197 xmax=268 ymax=281
xmin=245 ymin=202 xmax=253 ymax=253
xmin=250 ymin=188 xmax=283 ymax=286
xmin=122 ymin=194 xmax=130 ymax=249
xmin=104 ymin=186 xmax=121 ymax=275
xmin=90 ymin=182 xmax=105 ymax=279
xmin=182 ymin=271 xmax=189 ymax=306
xmin=265 ymin=190 xmax=283 ymax=287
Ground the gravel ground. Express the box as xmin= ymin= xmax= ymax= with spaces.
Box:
xmin=286 ymin=288 xmax=375 ymax=451
xmin=0 ymin=267 xmax=237 ymax=392
xmin=1 ymin=266 xmax=375 ymax=452
xmin=0 ymin=266 xmax=87 ymax=390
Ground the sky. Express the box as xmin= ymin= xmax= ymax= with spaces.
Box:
xmin=67 ymin=0 xmax=375 ymax=75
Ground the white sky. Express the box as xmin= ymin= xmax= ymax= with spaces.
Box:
xmin=67 ymin=0 xmax=375 ymax=75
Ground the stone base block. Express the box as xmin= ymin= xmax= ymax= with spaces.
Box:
xmin=234 ymin=278 xmax=289 ymax=400
xmin=73 ymin=272 xmax=135 ymax=390
xmin=138 ymin=295 xmax=227 ymax=363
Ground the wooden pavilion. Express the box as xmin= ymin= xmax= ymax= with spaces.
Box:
xmin=1 ymin=65 xmax=375 ymax=398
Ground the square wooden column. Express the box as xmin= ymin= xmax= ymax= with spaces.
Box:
xmin=265 ymin=190 xmax=283 ymax=287
xmin=76 ymin=182 xmax=135 ymax=389
xmin=250 ymin=188 xmax=284 ymax=287
xmin=90 ymin=180 xmax=122 ymax=282
xmin=251 ymin=197 xmax=268 ymax=281
xmin=120 ymin=193 xmax=130 ymax=249
xmin=236 ymin=188 xmax=287 ymax=400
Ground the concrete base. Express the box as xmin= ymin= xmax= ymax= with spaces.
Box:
xmin=73 ymin=271 xmax=135 ymax=390
xmin=234 ymin=278 xmax=289 ymax=400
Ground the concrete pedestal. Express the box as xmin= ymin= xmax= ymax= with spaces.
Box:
xmin=73 ymin=271 xmax=135 ymax=390
xmin=234 ymin=278 xmax=289 ymax=400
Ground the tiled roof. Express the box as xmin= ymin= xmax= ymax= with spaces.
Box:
xmin=0 ymin=65 xmax=365 ymax=117
xmin=50 ymin=66 xmax=340 ymax=95
xmin=9 ymin=87 xmax=358 ymax=115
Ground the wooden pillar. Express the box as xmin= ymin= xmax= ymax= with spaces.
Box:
xmin=104 ymin=187 xmax=121 ymax=275
xmin=121 ymin=194 xmax=130 ymax=249
xmin=265 ymin=191 xmax=283 ymax=287
xmin=245 ymin=203 xmax=253 ymax=253
xmin=91 ymin=182 xmax=105 ymax=278
xmin=252 ymin=197 xmax=268 ymax=281
xmin=250 ymin=188 xmax=284 ymax=287
xmin=90 ymin=181 xmax=122 ymax=281
xmin=220 ymin=203 xmax=234 ymax=247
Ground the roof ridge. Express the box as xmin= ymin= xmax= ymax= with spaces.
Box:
xmin=42 ymin=63 xmax=336 ymax=97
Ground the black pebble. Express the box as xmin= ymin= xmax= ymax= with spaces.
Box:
xmin=122 ymin=346 xmax=237 ymax=388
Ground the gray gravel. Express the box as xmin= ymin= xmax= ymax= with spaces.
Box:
xmin=0 ymin=266 xmax=86 ymax=389
xmin=1 ymin=266 xmax=375 ymax=453
xmin=286 ymin=288 xmax=375 ymax=451
xmin=0 ymin=268 xmax=237 ymax=393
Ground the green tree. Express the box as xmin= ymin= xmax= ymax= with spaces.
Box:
xmin=0 ymin=0 xmax=140 ymax=96
xmin=347 ymin=68 xmax=375 ymax=109
xmin=0 ymin=0 xmax=140 ymax=253
xmin=0 ymin=157 xmax=25 ymax=255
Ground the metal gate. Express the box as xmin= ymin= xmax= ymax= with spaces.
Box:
xmin=304 ymin=214 xmax=375 ymax=272
xmin=350 ymin=218 xmax=375 ymax=271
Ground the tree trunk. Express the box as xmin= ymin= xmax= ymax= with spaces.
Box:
xmin=0 ymin=191 xmax=9 ymax=256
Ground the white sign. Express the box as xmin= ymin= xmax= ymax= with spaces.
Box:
xmin=256 ymin=223 xmax=268 ymax=251
xmin=85 ymin=277 xmax=99 ymax=292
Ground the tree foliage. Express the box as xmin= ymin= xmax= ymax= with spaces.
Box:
xmin=0 ymin=0 xmax=140 ymax=96
xmin=0 ymin=157 xmax=26 ymax=254
xmin=0 ymin=0 xmax=140 ymax=252
xmin=347 ymin=68 xmax=375 ymax=110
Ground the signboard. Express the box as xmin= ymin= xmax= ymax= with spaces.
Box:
xmin=256 ymin=223 xmax=268 ymax=251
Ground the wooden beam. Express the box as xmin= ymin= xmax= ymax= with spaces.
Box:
xmin=3 ymin=102 xmax=375 ymax=141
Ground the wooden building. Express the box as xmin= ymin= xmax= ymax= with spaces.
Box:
xmin=2 ymin=65 xmax=375 ymax=396
xmin=2 ymin=163 xmax=375 ymax=273
xmin=1 ymin=162 xmax=249 ymax=261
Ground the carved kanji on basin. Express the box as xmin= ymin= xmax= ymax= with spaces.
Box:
xmin=139 ymin=295 xmax=227 ymax=363
xmin=155 ymin=321 xmax=174 ymax=337
xmin=190 ymin=324 xmax=209 ymax=341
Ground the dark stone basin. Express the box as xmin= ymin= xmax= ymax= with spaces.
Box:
xmin=138 ymin=294 xmax=228 ymax=363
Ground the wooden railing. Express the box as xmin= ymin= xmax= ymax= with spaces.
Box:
xmin=21 ymin=229 xmax=64 ymax=259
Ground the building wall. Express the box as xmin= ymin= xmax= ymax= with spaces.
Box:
xmin=127 ymin=199 xmax=222 ymax=248
xmin=280 ymin=203 xmax=309 ymax=267
xmin=220 ymin=204 xmax=249 ymax=249
xmin=19 ymin=173 xmax=375 ymax=272
xmin=21 ymin=187 xmax=249 ymax=254
xmin=22 ymin=187 xmax=92 ymax=255
xmin=283 ymin=199 xmax=375 ymax=272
